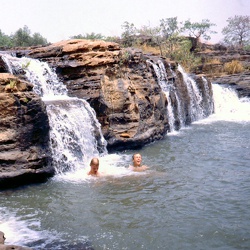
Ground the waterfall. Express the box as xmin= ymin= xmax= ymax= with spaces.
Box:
xmin=147 ymin=59 xmax=176 ymax=132
xmin=201 ymin=76 xmax=214 ymax=116
xmin=148 ymin=60 xmax=214 ymax=132
xmin=212 ymin=83 xmax=250 ymax=121
xmin=2 ymin=54 xmax=107 ymax=173
xmin=177 ymin=65 xmax=204 ymax=121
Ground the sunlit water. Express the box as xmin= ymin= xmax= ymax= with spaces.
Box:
xmin=1 ymin=84 xmax=250 ymax=250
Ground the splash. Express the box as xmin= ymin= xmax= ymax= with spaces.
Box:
xmin=211 ymin=84 xmax=250 ymax=122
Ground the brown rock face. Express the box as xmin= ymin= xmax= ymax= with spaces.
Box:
xmin=28 ymin=40 xmax=170 ymax=150
xmin=193 ymin=44 xmax=250 ymax=97
xmin=0 ymin=73 xmax=53 ymax=189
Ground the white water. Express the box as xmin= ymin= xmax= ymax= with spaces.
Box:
xmin=48 ymin=83 xmax=250 ymax=182
xmin=203 ymin=83 xmax=250 ymax=123
xmin=148 ymin=60 xmax=212 ymax=132
xmin=177 ymin=65 xmax=204 ymax=121
xmin=147 ymin=60 xmax=177 ymax=131
xmin=1 ymin=82 xmax=249 ymax=249
xmin=1 ymin=54 xmax=107 ymax=173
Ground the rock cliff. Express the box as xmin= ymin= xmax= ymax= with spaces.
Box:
xmin=193 ymin=44 xmax=250 ymax=97
xmin=0 ymin=73 xmax=53 ymax=189
xmin=26 ymin=40 xmax=171 ymax=151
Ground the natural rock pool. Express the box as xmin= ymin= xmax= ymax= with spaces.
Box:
xmin=1 ymin=84 xmax=249 ymax=250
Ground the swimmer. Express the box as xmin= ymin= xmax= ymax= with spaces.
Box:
xmin=0 ymin=231 xmax=5 ymax=244
xmin=0 ymin=230 xmax=32 ymax=249
xmin=88 ymin=158 xmax=100 ymax=176
xmin=129 ymin=153 xmax=149 ymax=172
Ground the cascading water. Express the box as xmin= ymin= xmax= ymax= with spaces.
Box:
xmin=2 ymin=54 xmax=107 ymax=173
xmin=177 ymin=64 xmax=205 ymax=121
xmin=211 ymin=83 xmax=250 ymax=121
xmin=201 ymin=76 xmax=214 ymax=116
xmin=1 ymin=54 xmax=250 ymax=250
xmin=147 ymin=59 xmax=176 ymax=132
xmin=148 ymin=60 xmax=214 ymax=132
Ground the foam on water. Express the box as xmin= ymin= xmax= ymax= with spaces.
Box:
xmin=0 ymin=209 xmax=41 ymax=245
xmin=195 ymin=84 xmax=250 ymax=124
xmin=0 ymin=208 xmax=84 ymax=248
xmin=53 ymin=153 xmax=141 ymax=183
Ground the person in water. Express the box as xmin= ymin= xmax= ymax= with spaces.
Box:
xmin=0 ymin=231 xmax=5 ymax=244
xmin=88 ymin=157 xmax=100 ymax=176
xmin=129 ymin=153 xmax=148 ymax=172
xmin=0 ymin=231 xmax=32 ymax=249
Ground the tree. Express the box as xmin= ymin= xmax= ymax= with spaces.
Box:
xmin=222 ymin=15 xmax=250 ymax=48
xmin=0 ymin=29 xmax=12 ymax=47
xmin=4 ymin=25 xmax=48 ymax=47
xmin=12 ymin=25 xmax=32 ymax=46
xmin=171 ymin=37 xmax=201 ymax=72
xmin=160 ymin=17 xmax=181 ymax=56
xmin=121 ymin=21 xmax=137 ymax=47
xmin=137 ymin=24 xmax=163 ymax=54
xmin=182 ymin=19 xmax=217 ymax=51
xmin=70 ymin=32 xmax=104 ymax=40
xmin=160 ymin=17 xmax=179 ymax=39
xmin=31 ymin=32 xmax=48 ymax=46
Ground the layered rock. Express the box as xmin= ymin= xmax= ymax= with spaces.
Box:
xmin=193 ymin=44 xmax=250 ymax=97
xmin=212 ymin=72 xmax=250 ymax=97
xmin=27 ymin=40 xmax=170 ymax=150
xmin=0 ymin=73 xmax=53 ymax=189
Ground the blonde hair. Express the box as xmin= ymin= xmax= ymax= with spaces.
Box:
xmin=90 ymin=158 xmax=99 ymax=166
xmin=132 ymin=153 xmax=141 ymax=159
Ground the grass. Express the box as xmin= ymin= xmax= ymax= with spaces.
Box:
xmin=224 ymin=60 xmax=244 ymax=74
xmin=134 ymin=44 xmax=161 ymax=55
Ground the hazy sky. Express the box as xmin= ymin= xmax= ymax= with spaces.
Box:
xmin=1 ymin=0 xmax=249 ymax=44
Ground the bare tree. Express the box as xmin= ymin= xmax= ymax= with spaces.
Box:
xmin=222 ymin=15 xmax=250 ymax=48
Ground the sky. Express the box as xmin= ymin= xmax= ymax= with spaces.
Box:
xmin=1 ymin=0 xmax=249 ymax=44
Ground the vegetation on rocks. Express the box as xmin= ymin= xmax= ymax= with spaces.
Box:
xmin=224 ymin=60 xmax=244 ymax=74
xmin=0 ymin=15 xmax=249 ymax=74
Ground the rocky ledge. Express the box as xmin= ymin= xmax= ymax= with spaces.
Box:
xmin=0 ymin=73 xmax=53 ymax=189
xmin=211 ymin=72 xmax=250 ymax=98
xmin=26 ymin=40 xmax=171 ymax=151
xmin=194 ymin=44 xmax=250 ymax=98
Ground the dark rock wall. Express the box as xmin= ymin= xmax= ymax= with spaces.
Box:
xmin=0 ymin=73 xmax=53 ymax=189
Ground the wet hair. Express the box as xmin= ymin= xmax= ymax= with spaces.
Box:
xmin=132 ymin=153 xmax=141 ymax=160
xmin=90 ymin=158 xmax=99 ymax=166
